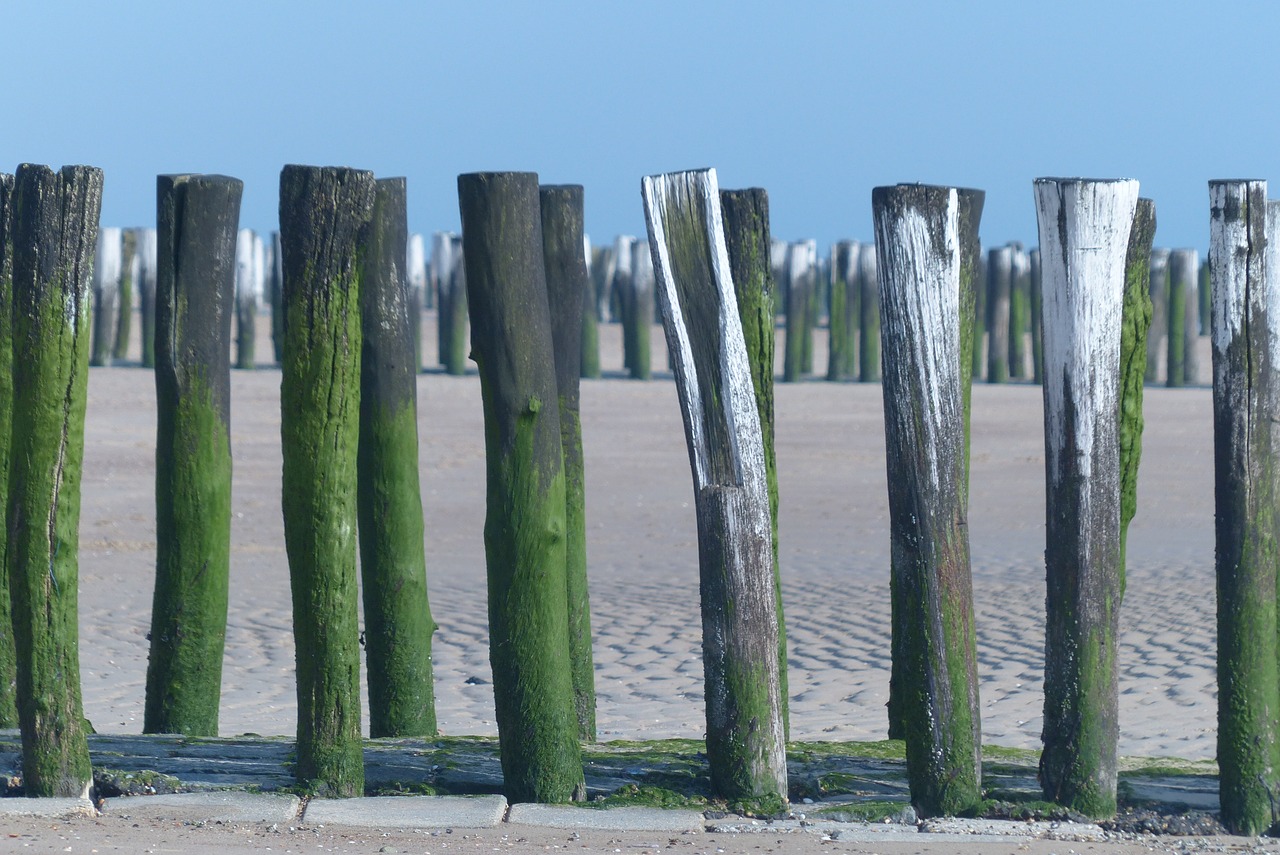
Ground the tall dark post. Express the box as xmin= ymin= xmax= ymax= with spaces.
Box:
xmin=1034 ymin=177 xmax=1138 ymax=819
xmin=7 ymin=164 xmax=103 ymax=796
xmin=1209 ymin=180 xmax=1280 ymax=835
xmin=279 ymin=165 xmax=374 ymax=797
xmin=0 ymin=173 xmax=15 ymax=728
xmin=357 ymin=177 xmax=437 ymax=738
xmin=137 ymin=227 xmax=158 ymax=368
xmin=458 ymin=172 xmax=585 ymax=803
xmin=145 ymin=175 xmax=241 ymax=736
xmin=540 ymin=184 xmax=596 ymax=743
xmin=642 ymin=168 xmax=787 ymax=807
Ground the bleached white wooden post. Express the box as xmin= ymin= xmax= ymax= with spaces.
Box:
xmin=641 ymin=167 xmax=787 ymax=806
xmin=872 ymin=183 xmax=982 ymax=817
xmin=90 ymin=226 xmax=122 ymax=366
xmin=1208 ymin=180 xmax=1280 ymax=836
xmin=137 ymin=227 xmax=158 ymax=368
xmin=1033 ymin=177 xmax=1137 ymax=819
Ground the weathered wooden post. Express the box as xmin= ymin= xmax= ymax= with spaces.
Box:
xmin=581 ymin=240 xmax=602 ymax=379
xmin=90 ymin=226 xmax=121 ymax=366
xmin=0 ymin=172 xmax=15 ymax=728
xmin=434 ymin=231 xmax=469 ymax=375
xmin=145 ymin=174 xmax=241 ymax=736
xmin=540 ymin=185 xmax=597 ymax=742
xmin=971 ymin=248 xmax=987 ymax=380
xmin=1209 ymin=180 xmax=1280 ymax=835
xmin=279 ymin=164 xmax=374 ymax=796
xmin=270 ymin=231 xmax=285 ymax=365
xmin=1145 ymin=248 xmax=1169 ymax=384
xmin=1009 ymin=244 xmax=1030 ymax=379
xmin=356 ymin=177 xmax=437 ymax=738
xmin=720 ymin=186 xmax=789 ymax=739
xmin=7 ymin=163 xmax=103 ymax=796
xmin=874 ymin=184 xmax=983 ymax=816
xmin=1169 ymin=248 xmax=1199 ymax=386
xmin=827 ymin=240 xmax=860 ymax=381
xmin=1199 ymin=255 xmax=1211 ymax=337
xmin=113 ymin=229 xmax=136 ymax=361
xmin=858 ymin=243 xmax=881 ymax=382
xmin=782 ymin=240 xmax=813 ymax=382
xmin=235 ymin=228 xmax=259 ymax=370
xmin=802 ymin=240 xmax=820 ymax=375
xmin=407 ymin=232 xmax=427 ymax=371
xmin=1119 ymin=200 xmax=1156 ymax=571
xmin=137 ymin=227 xmax=158 ymax=368
xmin=986 ymin=245 xmax=1012 ymax=383
xmin=642 ymin=167 xmax=787 ymax=807
xmin=458 ymin=171 xmax=585 ymax=802
xmin=627 ymin=237 xmax=655 ymax=380
xmin=1034 ymin=177 xmax=1138 ymax=819
xmin=1030 ymin=248 xmax=1044 ymax=384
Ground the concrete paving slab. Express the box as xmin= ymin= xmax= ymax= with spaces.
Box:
xmin=302 ymin=794 xmax=507 ymax=829
xmin=0 ymin=797 xmax=96 ymax=819
xmin=508 ymin=803 xmax=704 ymax=832
xmin=102 ymin=791 xmax=302 ymax=823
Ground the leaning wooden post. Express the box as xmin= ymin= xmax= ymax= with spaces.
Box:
xmin=720 ymin=186 xmax=789 ymax=740
xmin=90 ymin=226 xmax=121 ymax=366
xmin=986 ymin=245 xmax=1012 ymax=383
xmin=858 ymin=243 xmax=881 ymax=382
xmin=1030 ymin=248 xmax=1044 ymax=384
xmin=144 ymin=174 xmax=241 ymax=736
xmin=1145 ymin=249 xmax=1169 ymax=384
xmin=7 ymin=163 xmax=102 ymax=796
xmin=356 ymin=177 xmax=437 ymax=738
xmin=0 ymin=173 xmax=15 ymax=728
xmin=113 ymin=228 xmax=136 ymax=361
xmin=279 ymin=165 xmax=374 ymax=797
xmin=1169 ymin=248 xmax=1200 ymax=386
xmin=1209 ymin=180 xmax=1280 ymax=835
xmin=137 ymin=227 xmax=158 ymax=368
xmin=1119 ymin=199 xmax=1156 ymax=573
xmin=458 ymin=171 xmax=585 ymax=802
xmin=540 ymin=185 xmax=597 ymax=742
xmin=1034 ymin=177 xmax=1137 ymax=819
xmin=642 ymin=168 xmax=788 ymax=807
xmin=874 ymin=184 xmax=983 ymax=816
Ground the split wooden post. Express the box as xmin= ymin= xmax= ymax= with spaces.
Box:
xmin=137 ymin=227 xmax=158 ymax=368
xmin=642 ymin=167 xmax=787 ymax=808
xmin=540 ymin=185 xmax=597 ymax=742
xmin=279 ymin=164 xmax=374 ymax=797
xmin=1009 ymin=244 xmax=1030 ymax=379
xmin=782 ymin=241 xmax=813 ymax=382
xmin=581 ymin=240 xmax=602 ymax=379
xmin=235 ymin=229 xmax=259 ymax=370
xmin=1119 ymin=199 xmax=1156 ymax=572
xmin=145 ymin=174 xmax=241 ymax=736
xmin=1169 ymin=249 xmax=1200 ymax=386
xmin=827 ymin=240 xmax=860 ymax=381
xmin=1030 ymin=248 xmax=1044 ymax=384
xmin=458 ymin=171 xmax=585 ymax=803
xmin=1209 ymin=180 xmax=1280 ymax=835
xmin=627 ymin=237 xmax=655 ymax=380
xmin=90 ymin=226 xmax=121 ymax=366
xmin=6 ymin=163 xmax=103 ymax=796
xmin=1144 ymin=249 xmax=1170 ymax=384
xmin=407 ymin=232 xmax=427 ymax=371
xmin=873 ymin=184 xmax=983 ymax=816
xmin=0 ymin=172 xmax=15 ymax=728
xmin=986 ymin=245 xmax=1012 ymax=383
xmin=114 ymin=229 xmax=136 ymax=361
xmin=858 ymin=243 xmax=881 ymax=382
xmin=356 ymin=177 xmax=437 ymax=738
xmin=269 ymin=231 xmax=285 ymax=365
xmin=719 ymin=186 xmax=789 ymax=740
xmin=1034 ymin=177 xmax=1138 ymax=819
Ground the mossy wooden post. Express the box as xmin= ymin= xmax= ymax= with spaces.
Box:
xmin=827 ymin=240 xmax=859 ymax=381
xmin=407 ymin=232 xmax=427 ymax=371
xmin=145 ymin=174 xmax=241 ymax=736
xmin=782 ymin=241 xmax=811 ymax=382
xmin=357 ymin=177 xmax=437 ymax=738
xmin=0 ymin=172 xmax=15 ymax=728
xmin=269 ymin=231 xmax=284 ymax=365
xmin=642 ymin=168 xmax=787 ymax=807
xmin=858 ymin=244 xmax=881 ymax=382
xmin=1030 ymin=248 xmax=1044 ymax=384
xmin=1009 ymin=245 xmax=1030 ymax=379
xmin=1034 ymin=177 xmax=1138 ymax=819
xmin=113 ymin=229 xmax=136 ymax=361
xmin=720 ymin=187 xmax=788 ymax=740
xmin=986 ymin=245 xmax=1012 ymax=383
xmin=90 ymin=227 xmax=121 ymax=366
xmin=1166 ymin=247 xmax=1189 ymax=387
xmin=279 ymin=165 xmax=374 ymax=797
xmin=874 ymin=185 xmax=983 ymax=816
xmin=1170 ymin=249 xmax=1199 ymax=386
xmin=801 ymin=240 xmax=819 ymax=375
xmin=1145 ymin=249 xmax=1169 ymax=384
xmin=234 ymin=229 xmax=259 ymax=370
xmin=581 ymin=241 xmax=602 ymax=379
xmin=1119 ymin=199 xmax=1156 ymax=573
xmin=458 ymin=171 xmax=585 ymax=803
xmin=627 ymin=237 xmax=654 ymax=380
xmin=137 ymin=227 xmax=158 ymax=368
xmin=540 ymin=185 xmax=597 ymax=742
xmin=7 ymin=163 xmax=102 ymax=797
xmin=1209 ymin=180 xmax=1280 ymax=835
xmin=431 ymin=233 xmax=453 ymax=367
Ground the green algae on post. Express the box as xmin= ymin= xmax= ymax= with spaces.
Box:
xmin=357 ymin=177 xmax=437 ymax=738
xmin=145 ymin=174 xmax=242 ymax=737
xmin=279 ymin=164 xmax=375 ymax=797
xmin=7 ymin=163 xmax=103 ymax=796
xmin=0 ymin=172 xmax=15 ymax=728
xmin=458 ymin=171 xmax=585 ymax=803
xmin=826 ymin=240 xmax=859 ymax=381
xmin=1119 ymin=199 xmax=1155 ymax=577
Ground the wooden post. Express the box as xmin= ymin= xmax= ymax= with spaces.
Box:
xmin=719 ymin=186 xmax=789 ymax=740
xmin=269 ymin=231 xmax=285 ymax=365
xmin=642 ymin=167 xmax=787 ymax=807
xmin=858 ymin=243 xmax=881 ymax=382
xmin=581 ymin=240 xmax=602 ymax=379
xmin=279 ymin=164 xmax=374 ymax=797
xmin=971 ymin=248 xmax=987 ymax=380
xmin=90 ymin=226 xmax=121 ymax=366
xmin=434 ymin=231 xmax=468 ymax=375
xmin=0 ymin=172 xmax=15 ymax=728
xmin=1145 ymin=249 xmax=1169 ymax=384
xmin=782 ymin=241 xmax=812 ymax=382
xmin=137 ymin=227 xmax=158 ymax=368
xmin=356 ymin=177 xmax=437 ymax=738
xmin=145 ymin=174 xmax=241 ymax=737
xmin=627 ymin=237 xmax=655 ymax=380
xmin=1034 ymin=177 xmax=1138 ymax=819
xmin=1166 ymin=247 xmax=1189 ymax=387
xmin=1199 ymin=255 xmax=1211 ymax=337
xmin=113 ymin=229 xmax=136 ymax=361
xmin=986 ymin=245 xmax=1012 ymax=383
xmin=873 ymin=184 xmax=983 ymax=816
xmin=1209 ymin=180 xmax=1280 ymax=835
xmin=827 ymin=241 xmax=859 ymax=381
xmin=7 ymin=163 xmax=103 ymax=796
xmin=1030 ymin=248 xmax=1043 ymax=384
xmin=458 ymin=171 xmax=585 ymax=803
xmin=1169 ymin=249 xmax=1200 ymax=386
xmin=235 ymin=228 xmax=259 ymax=370
xmin=1119 ymin=200 xmax=1156 ymax=572
xmin=407 ymin=232 xmax=427 ymax=371
xmin=1009 ymin=244 xmax=1030 ymax=379
xmin=802 ymin=240 xmax=819 ymax=375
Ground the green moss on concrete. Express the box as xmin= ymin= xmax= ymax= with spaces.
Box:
xmin=589 ymin=783 xmax=708 ymax=810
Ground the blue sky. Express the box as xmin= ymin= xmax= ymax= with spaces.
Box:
xmin=5 ymin=2 xmax=1273 ymax=253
